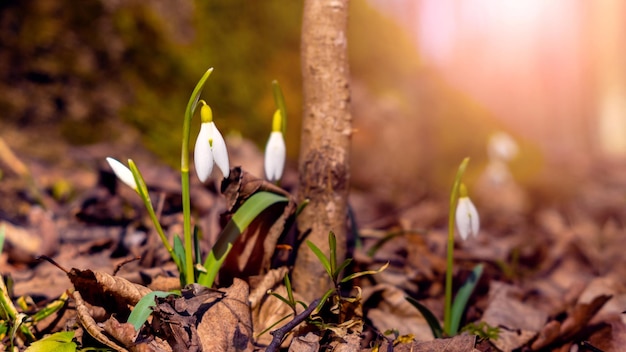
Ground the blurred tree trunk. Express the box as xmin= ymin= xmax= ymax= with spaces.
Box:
xmin=292 ymin=0 xmax=352 ymax=301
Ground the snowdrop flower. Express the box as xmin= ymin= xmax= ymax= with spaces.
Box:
xmin=455 ymin=184 xmax=480 ymax=240
xmin=488 ymin=132 xmax=518 ymax=162
xmin=194 ymin=100 xmax=230 ymax=181
xmin=264 ymin=109 xmax=286 ymax=182
xmin=106 ymin=157 xmax=137 ymax=191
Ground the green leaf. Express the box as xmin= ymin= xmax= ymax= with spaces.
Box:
xmin=255 ymin=313 xmax=292 ymax=339
xmin=305 ymin=240 xmax=333 ymax=279
xmin=0 ymin=224 xmax=5 ymax=254
xmin=31 ymin=291 xmax=69 ymax=323
xmin=173 ymin=235 xmax=186 ymax=283
xmin=295 ymin=199 xmax=309 ymax=217
xmin=269 ymin=292 xmax=294 ymax=308
xmin=333 ymin=258 xmax=353 ymax=280
xmin=284 ymin=274 xmax=295 ymax=306
xmin=127 ymin=291 xmax=174 ymax=331
xmin=185 ymin=68 xmax=214 ymax=125
xmin=405 ymin=296 xmax=443 ymax=338
xmin=340 ymin=262 xmax=389 ymax=284
xmin=198 ymin=192 xmax=288 ymax=287
xmin=272 ymin=80 xmax=287 ymax=134
xmin=450 ymin=264 xmax=484 ymax=335
xmin=313 ymin=288 xmax=336 ymax=315
xmin=328 ymin=231 xmax=337 ymax=280
xmin=25 ymin=331 xmax=76 ymax=352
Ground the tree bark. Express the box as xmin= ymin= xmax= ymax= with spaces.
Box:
xmin=293 ymin=0 xmax=352 ymax=301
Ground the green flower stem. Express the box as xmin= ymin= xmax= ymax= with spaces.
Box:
xmin=444 ymin=157 xmax=470 ymax=336
xmin=181 ymin=68 xmax=214 ymax=286
xmin=128 ymin=161 xmax=173 ymax=255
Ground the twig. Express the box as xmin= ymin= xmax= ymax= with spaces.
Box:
xmin=266 ymin=298 xmax=321 ymax=352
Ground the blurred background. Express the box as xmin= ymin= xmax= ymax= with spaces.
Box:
xmin=1 ymin=0 xmax=625 ymax=210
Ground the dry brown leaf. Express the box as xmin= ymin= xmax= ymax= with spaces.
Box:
xmin=1 ymin=207 xmax=58 ymax=264
xmin=253 ymin=284 xmax=305 ymax=348
xmin=249 ymin=266 xmax=290 ymax=309
xmin=530 ymin=320 xmax=561 ymax=350
xmin=559 ymin=294 xmax=611 ymax=341
xmin=219 ymin=167 xmax=296 ymax=281
xmin=73 ymin=290 xmax=129 ymax=352
xmin=364 ymin=283 xmax=434 ymax=341
xmin=287 ymin=332 xmax=321 ymax=352
xmin=69 ymin=268 xmax=152 ymax=316
xmin=151 ymin=279 xmax=254 ymax=352
xmin=481 ymin=282 xmax=547 ymax=352
xmin=587 ymin=315 xmax=626 ymax=352
xmin=391 ymin=334 xmax=476 ymax=352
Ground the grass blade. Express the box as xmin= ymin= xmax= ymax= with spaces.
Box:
xmin=405 ymin=296 xmax=443 ymax=338
xmin=340 ymin=262 xmax=389 ymax=283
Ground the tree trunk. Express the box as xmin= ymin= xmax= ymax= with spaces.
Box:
xmin=292 ymin=0 xmax=352 ymax=302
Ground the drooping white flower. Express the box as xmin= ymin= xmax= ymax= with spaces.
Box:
xmin=194 ymin=100 xmax=230 ymax=181
xmin=264 ymin=109 xmax=286 ymax=182
xmin=106 ymin=157 xmax=137 ymax=191
xmin=488 ymin=132 xmax=518 ymax=162
xmin=455 ymin=185 xmax=480 ymax=240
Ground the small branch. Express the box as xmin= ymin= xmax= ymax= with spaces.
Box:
xmin=266 ymin=298 xmax=321 ymax=352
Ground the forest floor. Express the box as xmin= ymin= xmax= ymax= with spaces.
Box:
xmin=1 ymin=125 xmax=626 ymax=351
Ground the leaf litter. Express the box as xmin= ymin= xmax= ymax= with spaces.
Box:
xmin=1 ymin=135 xmax=626 ymax=351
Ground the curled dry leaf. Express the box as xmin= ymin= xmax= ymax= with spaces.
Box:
xmin=69 ymin=268 xmax=152 ymax=314
xmin=150 ymin=279 xmax=254 ymax=352
xmin=73 ymin=290 xmax=129 ymax=352
xmin=69 ymin=268 xmax=154 ymax=351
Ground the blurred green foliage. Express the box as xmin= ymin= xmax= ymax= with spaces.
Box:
xmin=0 ymin=0 xmax=541 ymax=194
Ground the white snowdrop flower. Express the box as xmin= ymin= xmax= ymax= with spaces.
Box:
xmin=194 ymin=100 xmax=230 ymax=181
xmin=264 ymin=109 xmax=286 ymax=182
xmin=106 ymin=157 xmax=137 ymax=191
xmin=455 ymin=184 xmax=480 ymax=240
xmin=488 ymin=132 xmax=518 ymax=162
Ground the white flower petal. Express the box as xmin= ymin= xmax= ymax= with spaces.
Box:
xmin=264 ymin=131 xmax=286 ymax=182
xmin=106 ymin=157 xmax=137 ymax=190
xmin=194 ymin=123 xmax=214 ymax=182
xmin=209 ymin=122 xmax=230 ymax=178
xmin=455 ymin=197 xmax=480 ymax=240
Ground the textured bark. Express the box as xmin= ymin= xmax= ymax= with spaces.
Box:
xmin=293 ymin=0 xmax=352 ymax=301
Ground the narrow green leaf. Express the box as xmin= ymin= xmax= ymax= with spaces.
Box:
xmin=185 ymin=68 xmax=214 ymax=126
xmin=173 ymin=235 xmax=186 ymax=284
xmin=193 ymin=225 xmax=202 ymax=265
xmin=340 ymin=262 xmax=389 ymax=284
xmin=284 ymin=274 xmax=295 ymax=306
xmin=450 ymin=264 xmax=484 ymax=335
xmin=271 ymin=80 xmax=287 ymax=134
xmin=328 ymin=231 xmax=337 ymax=279
xmin=198 ymin=192 xmax=288 ymax=287
xmin=295 ymin=199 xmax=309 ymax=217
xmin=269 ymin=292 xmax=294 ymax=308
xmin=25 ymin=331 xmax=76 ymax=352
xmin=333 ymin=258 xmax=353 ymax=280
xmin=30 ymin=291 xmax=69 ymax=323
xmin=313 ymin=288 xmax=336 ymax=315
xmin=255 ymin=313 xmax=293 ymax=338
xmin=305 ymin=240 xmax=333 ymax=279
xmin=405 ymin=296 xmax=443 ymax=338
xmin=0 ymin=224 xmax=5 ymax=254
xmin=127 ymin=291 xmax=174 ymax=331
